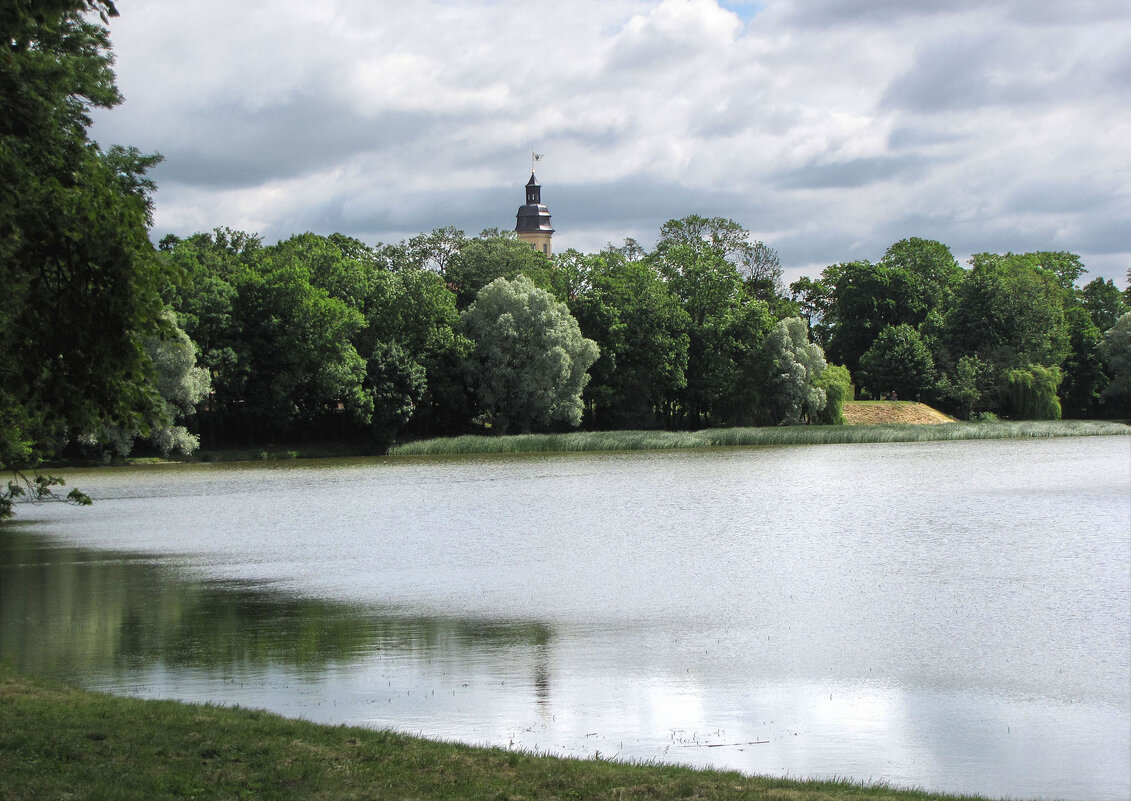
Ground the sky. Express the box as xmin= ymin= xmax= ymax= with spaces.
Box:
xmin=90 ymin=0 xmax=1131 ymax=287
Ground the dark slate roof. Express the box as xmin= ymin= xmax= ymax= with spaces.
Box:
xmin=516 ymin=204 xmax=553 ymax=233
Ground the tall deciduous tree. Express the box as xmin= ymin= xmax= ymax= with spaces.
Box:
xmin=1059 ymin=307 xmax=1107 ymax=418
xmin=1080 ymin=277 xmax=1128 ymax=333
xmin=942 ymin=253 xmax=1069 ymax=376
xmin=2 ymin=7 xmax=170 ymax=502
xmin=650 ymin=215 xmax=779 ymax=427
xmin=445 ymin=230 xmax=554 ymax=309
xmin=857 ymin=324 xmax=936 ymax=400
xmin=461 ymin=276 xmax=599 ymax=433
xmin=569 ymin=251 xmax=689 ymax=429
xmin=1099 ymin=313 xmax=1131 ymax=417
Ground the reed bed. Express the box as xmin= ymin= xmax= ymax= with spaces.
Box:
xmin=390 ymin=420 xmax=1130 ymax=457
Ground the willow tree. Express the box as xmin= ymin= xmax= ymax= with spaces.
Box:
xmin=761 ymin=317 xmax=828 ymax=425
xmin=462 ymin=276 xmax=599 ymax=433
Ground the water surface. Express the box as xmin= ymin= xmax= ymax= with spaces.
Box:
xmin=3 ymin=436 xmax=1128 ymax=799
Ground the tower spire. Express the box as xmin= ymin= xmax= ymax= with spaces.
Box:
xmin=515 ymin=164 xmax=553 ymax=257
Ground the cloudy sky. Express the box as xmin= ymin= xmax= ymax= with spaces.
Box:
xmin=90 ymin=0 xmax=1131 ymax=286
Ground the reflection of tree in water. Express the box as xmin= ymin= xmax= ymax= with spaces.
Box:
xmin=0 ymin=527 xmax=553 ymax=691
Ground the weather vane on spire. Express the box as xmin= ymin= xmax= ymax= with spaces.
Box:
xmin=531 ymin=149 xmax=544 ymax=174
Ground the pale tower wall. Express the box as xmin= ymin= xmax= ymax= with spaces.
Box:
xmin=515 ymin=173 xmax=554 ymax=256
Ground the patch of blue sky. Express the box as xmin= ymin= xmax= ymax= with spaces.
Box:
xmin=718 ymin=1 xmax=764 ymax=23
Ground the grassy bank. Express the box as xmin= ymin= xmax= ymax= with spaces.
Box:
xmin=390 ymin=419 xmax=1130 ymax=457
xmin=1 ymin=666 xmax=1006 ymax=801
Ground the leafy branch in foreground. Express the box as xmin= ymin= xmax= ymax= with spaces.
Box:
xmin=1 ymin=472 xmax=92 ymax=521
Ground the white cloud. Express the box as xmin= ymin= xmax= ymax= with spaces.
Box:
xmin=92 ymin=0 xmax=1131 ymax=286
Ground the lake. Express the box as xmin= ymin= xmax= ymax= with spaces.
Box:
xmin=2 ymin=436 xmax=1128 ymax=800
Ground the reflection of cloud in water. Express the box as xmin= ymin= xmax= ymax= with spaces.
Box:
xmin=647 ymin=680 xmax=706 ymax=735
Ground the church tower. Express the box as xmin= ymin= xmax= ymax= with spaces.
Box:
xmin=515 ymin=172 xmax=554 ymax=256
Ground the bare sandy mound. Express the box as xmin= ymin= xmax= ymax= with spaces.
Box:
xmin=843 ymin=401 xmax=958 ymax=425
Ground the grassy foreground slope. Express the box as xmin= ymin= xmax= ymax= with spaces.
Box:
xmin=1 ymin=666 xmax=1004 ymax=801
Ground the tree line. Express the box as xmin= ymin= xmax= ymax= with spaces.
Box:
xmin=3 ymin=2 xmax=1130 ymax=506
xmin=150 ymin=223 xmax=1129 ymax=456
xmin=151 ymin=218 xmax=852 ymax=452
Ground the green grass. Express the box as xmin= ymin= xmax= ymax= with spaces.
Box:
xmin=390 ymin=420 xmax=1131 ymax=456
xmin=0 ymin=665 xmax=1010 ymax=801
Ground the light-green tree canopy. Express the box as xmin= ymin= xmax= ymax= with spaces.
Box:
xmin=462 ymin=275 xmax=599 ymax=433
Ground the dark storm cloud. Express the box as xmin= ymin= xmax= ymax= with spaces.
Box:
xmin=781 ymin=0 xmax=1130 ymax=28
xmin=880 ymin=35 xmax=1027 ymax=113
xmin=150 ymin=101 xmax=463 ymax=189
xmin=887 ymin=126 xmax=963 ymax=151
xmin=259 ymin=184 xmax=520 ymax=246
xmin=872 ymin=211 xmax=1131 ymax=266
xmin=779 ymin=0 xmax=984 ymax=28
xmin=770 ymin=226 xmax=874 ymax=270
xmin=1003 ymin=181 xmax=1110 ymax=216
xmin=1003 ymin=0 xmax=1131 ymax=25
xmin=770 ymin=154 xmax=933 ymax=190
xmin=872 ymin=214 xmax=1017 ymax=258
xmin=1070 ymin=216 xmax=1131 ymax=256
xmin=881 ymin=25 xmax=1129 ymax=113
xmin=552 ymin=179 xmax=744 ymax=229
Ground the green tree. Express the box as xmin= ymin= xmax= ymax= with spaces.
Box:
xmin=568 ymin=252 xmax=689 ymax=428
xmin=649 ymin=215 xmax=777 ymax=426
xmin=935 ymin=355 xmax=993 ymax=420
xmin=823 ymin=260 xmax=929 ymax=374
xmin=788 ymin=275 xmax=835 ymax=346
xmin=651 ymin=214 xmax=787 ymax=305
xmin=461 ymin=276 xmax=599 ymax=433
xmin=275 ymin=232 xmax=378 ymax=311
xmin=229 ymin=258 xmax=367 ymax=438
xmin=857 ymin=324 xmax=936 ymax=400
xmin=1059 ymin=307 xmax=1107 ymax=418
xmin=402 ymin=226 xmax=467 ymax=274
xmin=815 ymin=239 xmax=959 ymax=375
xmin=80 ymin=314 xmax=211 ymax=457
xmin=814 ymin=363 xmax=852 ymax=425
xmin=1080 ymin=277 xmax=1127 ymax=333
xmin=360 ymin=266 xmax=473 ymax=436
xmin=880 ymin=237 xmax=964 ymax=309
xmin=2 ymin=1 xmax=117 ymax=34
xmin=760 ymin=317 xmax=828 ymax=425
xmin=1099 ymin=312 xmax=1131 ymax=417
xmin=942 ymin=253 xmax=1070 ymax=400
xmin=2 ymin=7 xmax=170 ymax=514
xmin=361 ymin=342 xmax=427 ymax=449
xmin=1002 ymin=365 xmax=1063 ymax=420
xmin=445 ymin=230 xmax=554 ymax=309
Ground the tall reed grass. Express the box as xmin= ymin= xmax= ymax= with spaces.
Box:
xmin=389 ymin=420 xmax=1130 ymax=457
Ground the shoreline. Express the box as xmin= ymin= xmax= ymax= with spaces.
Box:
xmin=34 ymin=419 xmax=1131 ymax=468
xmin=1 ymin=665 xmax=1017 ymax=801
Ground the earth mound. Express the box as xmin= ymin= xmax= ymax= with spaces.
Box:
xmin=843 ymin=401 xmax=958 ymax=425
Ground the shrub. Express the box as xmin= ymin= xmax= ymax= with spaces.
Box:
xmin=814 ymin=364 xmax=852 ymax=425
